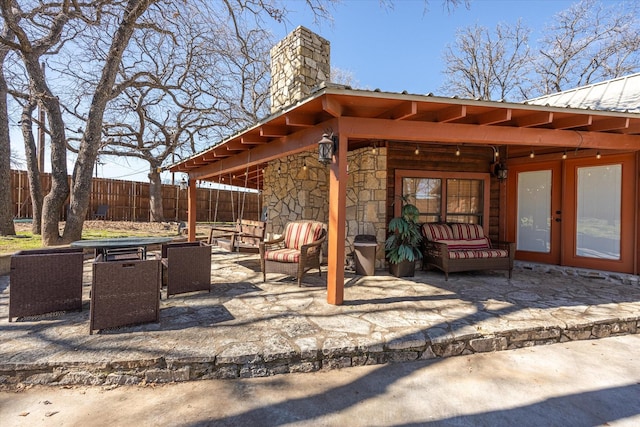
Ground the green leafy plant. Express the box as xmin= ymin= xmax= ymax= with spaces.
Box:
xmin=384 ymin=203 xmax=423 ymax=264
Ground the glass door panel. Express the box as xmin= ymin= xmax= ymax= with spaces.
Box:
xmin=517 ymin=170 xmax=551 ymax=253
xmin=576 ymin=165 xmax=621 ymax=260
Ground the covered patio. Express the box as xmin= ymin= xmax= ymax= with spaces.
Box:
xmin=1 ymin=248 xmax=639 ymax=386
xmin=170 ymin=28 xmax=640 ymax=307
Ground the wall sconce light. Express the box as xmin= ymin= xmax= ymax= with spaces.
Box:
xmin=372 ymin=142 xmax=377 ymax=155
xmin=455 ymin=146 xmax=461 ymax=156
xmin=179 ymin=175 xmax=189 ymax=190
xmin=596 ymin=151 xmax=601 ymax=159
xmin=529 ymin=149 xmax=535 ymax=159
xmin=562 ymin=150 xmax=567 ymax=160
xmin=492 ymin=146 xmax=500 ymax=162
xmin=303 ymin=160 xmax=308 ymax=171
xmin=493 ymin=162 xmax=508 ymax=180
xmin=318 ymin=132 xmax=337 ymax=164
xmin=414 ymin=145 xmax=420 ymax=155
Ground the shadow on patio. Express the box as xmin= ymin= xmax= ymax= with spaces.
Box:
xmin=0 ymin=247 xmax=639 ymax=387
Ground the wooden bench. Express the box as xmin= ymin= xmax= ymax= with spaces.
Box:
xmin=208 ymin=219 xmax=266 ymax=253
xmin=421 ymin=223 xmax=514 ymax=280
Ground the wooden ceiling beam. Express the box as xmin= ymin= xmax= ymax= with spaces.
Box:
xmin=516 ymin=111 xmax=553 ymax=128
xmin=286 ymin=114 xmax=316 ymax=127
xmin=339 ymin=116 xmax=640 ymax=150
xmin=225 ymin=142 xmax=247 ymax=151
xmin=377 ymin=101 xmax=417 ymax=120
xmin=437 ymin=105 xmax=467 ymax=122
xmin=212 ymin=150 xmax=231 ymax=158
xmin=588 ymin=117 xmax=630 ymax=132
xmin=188 ymin=119 xmax=338 ymax=180
xmin=260 ymin=125 xmax=289 ymax=137
xmin=476 ymin=108 xmax=512 ymax=125
xmin=552 ymin=114 xmax=592 ymax=130
xmin=241 ymin=136 xmax=269 ymax=144
xmin=322 ymin=96 xmax=343 ymax=117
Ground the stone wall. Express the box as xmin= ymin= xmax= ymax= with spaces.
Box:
xmin=262 ymin=147 xmax=388 ymax=268
xmin=269 ymin=26 xmax=330 ymax=113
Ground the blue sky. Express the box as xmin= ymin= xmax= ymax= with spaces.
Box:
xmin=11 ymin=0 xmax=579 ymax=182
xmin=272 ymin=0 xmax=575 ymax=94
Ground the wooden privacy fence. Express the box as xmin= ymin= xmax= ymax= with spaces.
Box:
xmin=10 ymin=170 xmax=261 ymax=223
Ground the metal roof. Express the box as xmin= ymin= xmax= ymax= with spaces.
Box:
xmin=526 ymin=73 xmax=640 ymax=113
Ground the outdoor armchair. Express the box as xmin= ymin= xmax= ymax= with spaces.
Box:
xmin=259 ymin=220 xmax=326 ymax=287
xmin=9 ymin=247 xmax=84 ymax=321
xmin=161 ymin=241 xmax=211 ymax=297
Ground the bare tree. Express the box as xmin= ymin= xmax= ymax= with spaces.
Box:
xmin=534 ymin=0 xmax=640 ymax=94
xmin=1 ymin=0 xmax=158 ymax=245
xmin=440 ymin=20 xmax=532 ymax=101
xmin=331 ymin=67 xmax=359 ymax=88
xmin=89 ymin=4 xmax=272 ymax=221
xmin=0 ymin=20 xmax=15 ymax=235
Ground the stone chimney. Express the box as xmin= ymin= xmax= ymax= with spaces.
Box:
xmin=269 ymin=26 xmax=330 ymax=113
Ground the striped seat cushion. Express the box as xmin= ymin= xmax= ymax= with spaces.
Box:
xmin=422 ymin=223 xmax=454 ymax=241
xmin=265 ymin=248 xmax=301 ymax=263
xmin=284 ymin=222 xmax=324 ymax=250
xmin=438 ymin=238 xmax=490 ymax=251
xmin=449 ymin=249 xmax=508 ymax=259
xmin=450 ymin=223 xmax=485 ymax=239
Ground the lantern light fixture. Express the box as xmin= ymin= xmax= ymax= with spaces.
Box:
xmin=493 ymin=162 xmax=508 ymax=180
xmin=455 ymin=146 xmax=461 ymax=156
xmin=179 ymin=175 xmax=189 ymax=191
xmin=562 ymin=150 xmax=568 ymax=160
xmin=596 ymin=151 xmax=601 ymax=159
xmin=318 ymin=132 xmax=337 ymax=164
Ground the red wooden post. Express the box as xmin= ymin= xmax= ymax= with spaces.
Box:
xmin=327 ymin=132 xmax=347 ymax=305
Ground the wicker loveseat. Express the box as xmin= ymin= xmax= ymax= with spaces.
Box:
xmin=421 ymin=223 xmax=514 ymax=281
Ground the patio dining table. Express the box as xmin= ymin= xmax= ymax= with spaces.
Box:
xmin=71 ymin=236 xmax=174 ymax=260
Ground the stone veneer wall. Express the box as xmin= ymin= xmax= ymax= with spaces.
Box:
xmin=269 ymin=26 xmax=330 ymax=113
xmin=262 ymin=147 xmax=387 ymax=268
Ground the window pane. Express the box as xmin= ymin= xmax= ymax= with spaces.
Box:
xmin=517 ymin=170 xmax=551 ymax=253
xmin=445 ymin=179 xmax=483 ymax=224
xmin=576 ymin=165 xmax=621 ymax=260
xmin=405 ymin=178 xmax=441 ymax=222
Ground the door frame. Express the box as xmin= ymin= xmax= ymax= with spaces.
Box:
xmin=506 ymin=152 xmax=637 ymax=274
xmin=506 ymin=160 xmax=562 ymax=265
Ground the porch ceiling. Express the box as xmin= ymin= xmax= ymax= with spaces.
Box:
xmin=169 ymin=85 xmax=640 ymax=189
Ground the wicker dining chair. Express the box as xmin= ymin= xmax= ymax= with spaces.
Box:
xmin=161 ymin=241 xmax=211 ymax=297
xmin=259 ymin=220 xmax=326 ymax=287
xmin=9 ymin=247 xmax=85 ymax=321
xmin=90 ymin=255 xmax=161 ymax=334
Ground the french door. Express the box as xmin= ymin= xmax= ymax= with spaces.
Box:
xmin=507 ymin=153 xmax=636 ymax=273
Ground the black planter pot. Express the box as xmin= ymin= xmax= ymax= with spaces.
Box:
xmin=389 ymin=259 xmax=416 ymax=277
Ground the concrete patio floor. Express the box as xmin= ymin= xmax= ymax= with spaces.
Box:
xmin=1 ymin=248 xmax=639 ymax=387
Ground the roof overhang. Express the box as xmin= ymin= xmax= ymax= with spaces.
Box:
xmin=169 ymin=85 xmax=640 ymax=189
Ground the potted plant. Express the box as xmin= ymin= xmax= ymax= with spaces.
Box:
xmin=385 ymin=202 xmax=423 ymax=277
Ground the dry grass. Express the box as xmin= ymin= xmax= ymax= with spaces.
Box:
xmin=1 ymin=220 xmax=213 ymax=254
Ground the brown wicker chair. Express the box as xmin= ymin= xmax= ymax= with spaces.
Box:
xmin=9 ymin=247 xmax=84 ymax=321
xmin=259 ymin=220 xmax=326 ymax=287
xmin=161 ymin=241 xmax=211 ymax=297
xmin=90 ymin=255 xmax=161 ymax=334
